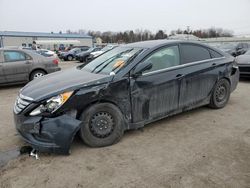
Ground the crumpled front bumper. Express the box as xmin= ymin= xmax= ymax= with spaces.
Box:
xmin=14 ymin=113 xmax=82 ymax=154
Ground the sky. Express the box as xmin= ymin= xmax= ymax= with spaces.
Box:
xmin=0 ymin=0 xmax=250 ymax=35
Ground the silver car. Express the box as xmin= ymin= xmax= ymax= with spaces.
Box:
xmin=0 ymin=48 xmax=60 ymax=85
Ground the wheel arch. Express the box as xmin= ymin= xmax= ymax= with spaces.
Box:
xmin=76 ymin=99 xmax=123 ymax=120
xmin=29 ymin=68 xmax=47 ymax=80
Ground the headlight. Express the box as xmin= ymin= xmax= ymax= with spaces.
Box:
xmin=30 ymin=91 xmax=73 ymax=116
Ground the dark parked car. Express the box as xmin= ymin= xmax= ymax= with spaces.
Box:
xmin=14 ymin=40 xmax=239 ymax=154
xmin=0 ymin=48 xmax=60 ymax=85
xmin=236 ymin=50 xmax=250 ymax=77
xmin=75 ymin=47 xmax=102 ymax=62
xmin=60 ymin=47 xmax=90 ymax=61
xmin=217 ymin=42 xmax=249 ymax=57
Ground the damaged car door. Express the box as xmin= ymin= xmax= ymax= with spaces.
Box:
xmin=178 ymin=43 xmax=223 ymax=109
xmin=130 ymin=45 xmax=181 ymax=124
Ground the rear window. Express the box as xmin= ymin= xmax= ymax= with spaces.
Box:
xmin=209 ymin=49 xmax=223 ymax=58
xmin=181 ymin=44 xmax=211 ymax=64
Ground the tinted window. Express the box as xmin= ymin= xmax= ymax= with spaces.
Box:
xmin=4 ymin=51 xmax=26 ymax=62
xmin=209 ymin=49 xmax=223 ymax=58
xmin=142 ymin=45 xmax=180 ymax=74
xmin=181 ymin=44 xmax=211 ymax=64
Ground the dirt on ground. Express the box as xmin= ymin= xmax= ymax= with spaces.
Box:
xmin=0 ymin=62 xmax=249 ymax=188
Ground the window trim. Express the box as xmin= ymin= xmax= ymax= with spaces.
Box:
xmin=180 ymin=43 xmax=214 ymax=65
xmin=132 ymin=43 xmax=225 ymax=77
xmin=3 ymin=50 xmax=31 ymax=63
xmin=134 ymin=44 xmax=181 ymax=75
xmin=142 ymin=56 xmax=225 ymax=77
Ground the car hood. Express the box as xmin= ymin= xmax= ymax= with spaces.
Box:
xmin=20 ymin=67 xmax=111 ymax=102
xmin=236 ymin=55 xmax=250 ymax=64
xmin=91 ymin=51 xmax=104 ymax=55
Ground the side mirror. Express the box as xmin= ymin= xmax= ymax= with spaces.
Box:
xmin=133 ymin=61 xmax=152 ymax=77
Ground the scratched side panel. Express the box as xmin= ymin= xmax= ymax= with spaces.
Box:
xmin=130 ymin=69 xmax=180 ymax=123
xmin=148 ymin=81 xmax=179 ymax=117
xmin=179 ymin=61 xmax=218 ymax=108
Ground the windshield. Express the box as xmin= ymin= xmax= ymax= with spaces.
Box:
xmin=86 ymin=48 xmax=94 ymax=52
xmin=80 ymin=47 xmax=143 ymax=75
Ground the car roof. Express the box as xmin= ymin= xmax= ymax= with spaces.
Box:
xmin=124 ymin=39 xmax=206 ymax=49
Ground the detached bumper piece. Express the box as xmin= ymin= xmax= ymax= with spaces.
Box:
xmin=15 ymin=114 xmax=82 ymax=154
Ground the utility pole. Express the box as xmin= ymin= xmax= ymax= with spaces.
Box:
xmin=187 ymin=26 xmax=190 ymax=40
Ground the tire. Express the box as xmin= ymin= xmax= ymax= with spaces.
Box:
xmin=84 ymin=56 xmax=89 ymax=63
xmin=79 ymin=103 xmax=124 ymax=147
xmin=67 ymin=55 xmax=73 ymax=61
xmin=30 ymin=70 xmax=46 ymax=81
xmin=209 ymin=78 xmax=231 ymax=109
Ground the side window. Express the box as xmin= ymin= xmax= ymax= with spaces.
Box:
xmin=209 ymin=49 xmax=223 ymax=58
xmin=4 ymin=51 xmax=26 ymax=62
xmin=142 ymin=45 xmax=180 ymax=74
xmin=181 ymin=44 xmax=211 ymax=64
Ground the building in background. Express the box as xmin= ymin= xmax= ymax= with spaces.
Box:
xmin=0 ymin=31 xmax=93 ymax=50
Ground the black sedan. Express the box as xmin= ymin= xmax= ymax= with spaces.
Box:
xmin=75 ymin=47 xmax=102 ymax=62
xmin=236 ymin=50 xmax=250 ymax=77
xmin=14 ymin=40 xmax=239 ymax=154
xmin=216 ymin=42 xmax=249 ymax=57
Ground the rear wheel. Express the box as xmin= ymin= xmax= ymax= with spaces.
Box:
xmin=84 ymin=56 xmax=89 ymax=63
xmin=209 ymin=78 xmax=231 ymax=109
xmin=79 ymin=103 xmax=124 ymax=147
xmin=30 ymin=70 xmax=46 ymax=81
xmin=67 ymin=55 xmax=73 ymax=61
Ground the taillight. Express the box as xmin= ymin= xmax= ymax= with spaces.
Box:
xmin=53 ymin=59 xmax=59 ymax=65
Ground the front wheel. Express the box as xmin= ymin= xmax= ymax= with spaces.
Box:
xmin=79 ymin=103 xmax=124 ymax=147
xmin=67 ymin=55 xmax=73 ymax=61
xmin=209 ymin=78 xmax=231 ymax=109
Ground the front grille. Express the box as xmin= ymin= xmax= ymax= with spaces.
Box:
xmin=14 ymin=94 xmax=33 ymax=114
xmin=239 ymin=66 xmax=250 ymax=73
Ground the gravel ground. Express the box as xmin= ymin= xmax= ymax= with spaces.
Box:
xmin=0 ymin=61 xmax=249 ymax=188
